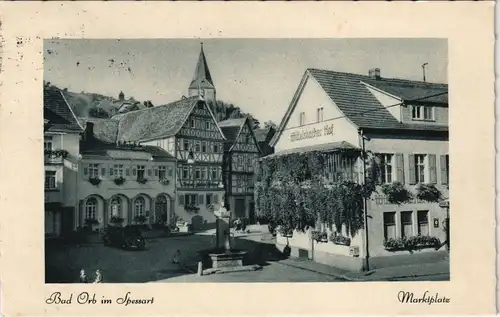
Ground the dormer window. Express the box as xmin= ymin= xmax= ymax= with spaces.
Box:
xmin=299 ymin=112 xmax=306 ymax=126
xmin=411 ymin=105 xmax=435 ymax=121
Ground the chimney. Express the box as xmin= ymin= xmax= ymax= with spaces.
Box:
xmin=368 ymin=68 xmax=381 ymax=80
xmin=84 ymin=122 xmax=94 ymax=141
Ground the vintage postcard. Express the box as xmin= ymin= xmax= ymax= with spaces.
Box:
xmin=0 ymin=1 xmax=495 ymax=316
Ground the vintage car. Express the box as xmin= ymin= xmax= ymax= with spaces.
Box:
xmin=102 ymin=225 xmax=146 ymax=250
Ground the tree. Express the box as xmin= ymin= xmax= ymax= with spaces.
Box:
xmin=208 ymin=100 xmax=261 ymax=127
xmin=264 ymin=120 xmax=277 ymax=129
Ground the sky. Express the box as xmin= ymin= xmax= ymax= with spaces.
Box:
xmin=44 ymin=38 xmax=447 ymax=125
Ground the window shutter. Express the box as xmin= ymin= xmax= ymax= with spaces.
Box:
xmin=179 ymin=194 xmax=185 ymax=205
xmin=440 ymin=155 xmax=448 ymax=185
xmin=428 ymin=154 xmax=437 ymax=184
xmin=168 ymin=167 xmax=173 ymax=177
xmin=395 ymin=153 xmax=405 ymax=183
xmin=154 ymin=168 xmax=158 ymax=176
xmin=125 ymin=167 xmax=130 ymax=176
xmin=132 ymin=168 xmax=137 ymax=176
xmin=198 ymin=194 xmax=204 ymax=205
xmin=83 ymin=167 xmax=88 ymax=176
xmin=206 ymin=193 xmax=211 ymax=204
xmin=147 ymin=169 xmax=152 ymax=176
xmin=101 ymin=167 xmax=106 ymax=177
xmin=214 ymin=194 xmax=219 ymax=204
xmin=374 ymin=155 xmax=382 ymax=185
xmin=109 ymin=165 xmax=114 ymax=177
xmin=408 ymin=154 xmax=416 ymax=185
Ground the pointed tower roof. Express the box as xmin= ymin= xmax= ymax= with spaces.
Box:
xmin=189 ymin=43 xmax=215 ymax=90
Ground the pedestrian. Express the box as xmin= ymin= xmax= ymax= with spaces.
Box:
xmin=79 ymin=269 xmax=88 ymax=283
xmin=93 ymin=269 xmax=103 ymax=283
xmin=172 ymin=249 xmax=181 ymax=264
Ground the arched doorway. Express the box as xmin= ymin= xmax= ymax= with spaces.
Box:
xmin=155 ymin=194 xmax=169 ymax=225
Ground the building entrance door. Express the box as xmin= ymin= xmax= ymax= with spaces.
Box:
xmin=235 ymin=198 xmax=245 ymax=219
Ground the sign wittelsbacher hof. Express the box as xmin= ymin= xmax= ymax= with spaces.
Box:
xmin=290 ymin=124 xmax=334 ymax=142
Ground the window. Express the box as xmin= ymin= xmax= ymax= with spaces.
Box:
xmin=190 ymin=119 xmax=195 ymax=128
xmin=400 ymin=211 xmax=413 ymax=238
xmin=206 ymin=193 xmax=212 ymax=205
xmin=245 ymin=134 xmax=250 ymax=144
xmin=299 ymin=112 xmax=305 ymax=126
xmin=183 ymin=140 xmax=189 ymax=151
xmin=182 ymin=166 xmax=189 ymax=179
xmin=88 ymin=164 xmax=99 ymax=178
xmin=85 ymin=198 xmax=97 ymax=220
xmin=201 ymin=166 xmax=207 ymax=180
xmin=44 ymin=136 xmax=53 ymax=151
xmin=45 ymin=171 xmax=56 ymax=189
xmin=415 ymin=154 xmax=426 ymax=183
xmin=110 ymin=197 xmax=121 ymax=217
xmin=195 ymin=167 xmax=201 ymax=180
xmin=412 ymin=105 xmax=434 ymax=121
xmin=168 ymin=166 xmax=173 ymax=177
xmin=195 ymin=141 xmax=201 ymax=152
xmin=211 ymin=167 xmax=218 ymax=180
xmin=383 ymin=212 xmax=396 ymax=240
xmin=185 ymin=194 xmax=197 ymax=205
xmin=316 ymin=107 xmax=324 ymax=122
xmin=201 ymin=141 xmax=207 ymax=153
xmin=213 ymin=143 xmax=219 ymax=153
xmin=134 ymin=197 xmax=145 ymax=216
xmin=136 ymin=165 xmax=145 ymax=180
xmin=158 ymin=166 xmax=166 ymax=180
xmin=417 ymin=211 xmax=429 ymax=236
xmin=113 ymin=164 xmax=124 ymax=177
xmin=205 ymin=121 xmax=210 ymax=129
xmin=379 ymin=154 xmax=393 ymax=183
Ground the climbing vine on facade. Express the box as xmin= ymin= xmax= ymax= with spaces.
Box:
xmin=255 ymin=149 xmax=375 ymax=238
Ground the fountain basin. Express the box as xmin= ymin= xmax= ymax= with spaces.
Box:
xmin=198 ymin=248 xmax=248 ymax=269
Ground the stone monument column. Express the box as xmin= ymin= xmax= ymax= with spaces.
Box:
xmin=215 ymin=200 xmax=231 ymax=250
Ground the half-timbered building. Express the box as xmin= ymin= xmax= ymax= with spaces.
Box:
xmin=219 ymin=118 xmax=262 ymax=223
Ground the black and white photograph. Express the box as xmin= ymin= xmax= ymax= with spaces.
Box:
xmin=43 ymin=38 xmax=450 ymax=284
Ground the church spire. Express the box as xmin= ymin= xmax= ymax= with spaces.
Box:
xmin=189 ymin=42 xmax=214 ymax=90
xmin=188 ymin=42 xmax=216 ymax=104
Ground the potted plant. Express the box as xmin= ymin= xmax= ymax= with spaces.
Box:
xmin=416 ymin=183 xmax=442 ymax=203
xmin=137 ymin=177 xmax=148 ymax=184
xmin=114 ymin=176 xmax=126 ymax=186
xmin=160 ymin=178 xmax=170 ymax=185
xmin=381 ymin=181 xmax=413 ymax=205
xmin=44 ymin=149 xmax=69 ymax=159
xmin=88 ymin=176 xmax=101 ymax=187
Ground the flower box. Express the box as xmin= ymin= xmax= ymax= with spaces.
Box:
xmin=383 ymin=235 xmax=441 ymax=252
xmin=114 ymin=176 xmax=126 ymax=186
xmin=44 ymin=149 xmax=69 ymax=159
xmin=160 ymin=178 xmax=170 ymax=185
xmin=416 ymin=183 xmax=442 ymax=203
xmin=88 ymin=177 xmax=101 ymax=187
xmin=137 ymin=177 xmax=148 ymax=184
xmin=184 ymin=205 xmax=200 ymax=213
xmin=381 ymin=182 xmax=413 ymax=205
xmin=329 ymin=234 xmax=351 ymax=246
xmin=311 ymin=230 xmax=328 ymax=243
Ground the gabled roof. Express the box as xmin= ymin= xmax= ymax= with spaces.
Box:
xmin=89 ymin=96 xmax=225 ymax=144
xmin=189 ymin=44 xmax=215 ymax=90
xmin=44 ymin=87 xmax=84 ymax=132
xmin=81 ymin=145 xmax=174 ymax=161
xmin=271 ymin=68 xmax=448 ymax=146
xmin=218 ymin=117 xmax=262 ymax=153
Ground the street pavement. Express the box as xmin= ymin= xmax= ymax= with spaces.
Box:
xmin=46 ymin=225 xmax=449 ymax=283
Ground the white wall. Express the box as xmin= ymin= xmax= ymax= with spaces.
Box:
xmin=275 ymin=75 xmax=360 ymax=152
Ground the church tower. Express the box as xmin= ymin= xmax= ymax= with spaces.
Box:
xmin=188 ymin=43 xmax=216 ymax=105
